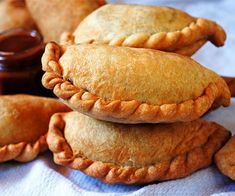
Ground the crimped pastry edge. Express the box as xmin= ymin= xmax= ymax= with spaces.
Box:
xmin=0 ymin=135 xmax=47 ymax=162
xmin=173 ymin=39 xmax=206 ymax=56
xmin=47 ymin=112 xmax=230 ymax=184
xmin=41 ymin=42 xmax=230 ymax=124
xmin=60 ymin=33 xmax=207 ymax=56
xmin=70 ymin=17 xmax=226 ymax=53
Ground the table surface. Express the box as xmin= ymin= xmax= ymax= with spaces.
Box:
xmin=1 ymin=0 xmax=235 ymax=196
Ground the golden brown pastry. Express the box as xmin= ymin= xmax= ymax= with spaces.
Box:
xmin=47 ymin=111 xmax=230 ymax=184
xmin=215 ymin=136 xmax=235 ymax=180
xmin=0 ymin=94 xmax=71 ymax=162
xmin=69 ymin=4 xmax=226 ymax=56
xmin=26 ymin=0 xmax=106 ymax=42
xmin=42 ymin=42 xmax=230 ymax=124
xmin=0 ymin=0 xmax=35 ymax=32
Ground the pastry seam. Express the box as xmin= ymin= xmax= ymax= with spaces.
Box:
xmin=60 ymin=33 xmax=207 ymax=56
xmin=0 ymin=135 xmax=47 ymax=162
xmin=41 ymin=42 xmax=230 ymax=123
xmin=70 ymin=18 xmax=225 ymax=50
xmin=47 ymin=113 xmax=230 ymax=184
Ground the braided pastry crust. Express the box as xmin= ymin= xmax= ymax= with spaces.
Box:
xmin=0 ymin=135 xmax=47 ymax=162
xmin=90 ymin=19 xmax=224 ymax=50
xmin=61 ymin=32 xmax=207 ymax=57
xmin=47 ymin=112 xmax=230 ymax=184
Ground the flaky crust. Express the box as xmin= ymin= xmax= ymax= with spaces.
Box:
xmin=215 ymin=136 xmax=235 ymax=180
xmin=42 ymin=42 xmax=230 ymax=124
xmin=0 ymin=95 xmax=71 ymax=162
xmin=47 ymin=112 xmax=230 ymax=184
xmin=72 ymin=4 xmax=226 ymax=55
xmin=26 ymin=0 xmax=105 ymax=42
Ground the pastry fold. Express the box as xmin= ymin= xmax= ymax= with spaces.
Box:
xmin=47 ymin=111 xmax=230 ymax=184
xmin=215 ymin=136 xmax=235 ymax=180
xmin=26 ymin=0 xmax=105 ymax=42
xmin=42 ymin=42 xmax=230 ymax=124
xmin=0 ymin=95 xmax=71 ymax=162
xmin=70 ymin=4 xmax=226 ymax=56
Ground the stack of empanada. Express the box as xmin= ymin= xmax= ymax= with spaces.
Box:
xmin=41 ymin=4 xmax=232 ymax=184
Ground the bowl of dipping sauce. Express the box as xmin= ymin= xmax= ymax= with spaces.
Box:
xmin=0 ymin=28 xmax=49 ymax=95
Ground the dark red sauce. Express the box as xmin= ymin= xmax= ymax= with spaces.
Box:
xmin=0 ymin=28 xmax=51 ymax=96
xmin=0 ymin=34 xmax=40 ymax=53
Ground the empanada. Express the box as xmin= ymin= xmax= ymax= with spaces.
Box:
xmin=0 ymin=0 xmax=35 ymax=33
xmin=47 ymin=111 xmax=230 ymax=184
xmin=0 ymin=95 xmax=71 ymax=162
xmin=26 ymin=0 xmax=106 ymax=42
xmin=215 ymin=136 xmax=235 ymax=180
xmin=42 ymin=42 xmax=230 ymax=124
xmin=70 ymin=4 xmax=226 ymax=56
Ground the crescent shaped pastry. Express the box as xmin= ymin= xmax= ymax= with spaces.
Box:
xmin=0 ymin=0 xmax=35 ymax=32
xmin=47 ymin=111 xmax=230 ymax=184
xmin=215 ymin=136 xmax=235 ymax=181
xmin=0 ymin=95 xmax=71 ymax=163
xmin=42 ymin=42 xmax=230 ymax=124
xmin=25 ymin=0 xmax=106 ymax=42
xmin=70 ymin=4 xmax=226 ymax=56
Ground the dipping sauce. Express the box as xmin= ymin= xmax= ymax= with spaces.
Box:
xmin=0 ymin=28 xmax=50 ymax=96
xmin=0 ymin=34 xmax=40 ymax=53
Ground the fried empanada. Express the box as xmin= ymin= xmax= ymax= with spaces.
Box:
xmin=0 ymin=95 xmax=71 ymax=162
xmin=215 ymin=136 xmax=235 ymax=180
xmin=0 ymin=0 xmax=35 ymax=32
xmin=42 ymin=42 xmax=230 ymax=124
xmin=47 ymin=111 xmax=230 ymax=184
xmin=69 ymin=4 xmax=226 ymax=56
xmin=25 ymin=0 xmax=105 ymax=42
